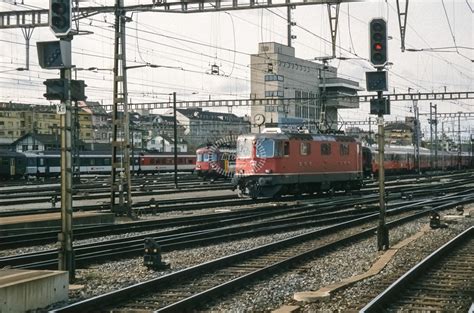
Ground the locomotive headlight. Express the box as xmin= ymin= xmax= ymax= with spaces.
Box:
xmin=153 ymin=249 xmax=158 ymax=253
xmin=145 ymin=248 xmax=149 ymax=253
xmin=239 ymin=169 xmax=244 ymax=174
xmin=265 ymin=169 xmax=272 ymax=174
xmin=196 ymin=165 xmax=201 ymax=169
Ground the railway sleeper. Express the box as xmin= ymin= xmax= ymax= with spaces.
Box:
xmin=395 ymin=299 xmax=468 ymax=308
xmin=392 ymin=304 xmax=459 ymax=311
xmin=410 ymin=285 xmax=471 ymax=293
xmin=412 ymin=282 xmax=472 ymax=291
xmin=402 ymin=295 xmax=468 ymax=302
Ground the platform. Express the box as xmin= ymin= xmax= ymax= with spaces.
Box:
xmin=0 ymin=211 xmax=115 ymax=236
xmin=0 ymin=269 xmax=68 ymax=313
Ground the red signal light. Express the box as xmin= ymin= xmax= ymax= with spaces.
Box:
xmin=369 ymin=18 xmax=387 ymax=66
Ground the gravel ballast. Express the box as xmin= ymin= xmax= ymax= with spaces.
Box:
xmin=40 ymin=205 xmax=473 ymax=311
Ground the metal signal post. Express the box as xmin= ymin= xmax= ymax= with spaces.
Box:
xmin=368 ymin=18 xmax=390 ymax=251
xmin=376 ymin=88 xmax=389 ymax=251
xmin=44 ymin=0 xmax=76 ymax=280
xmin=58 ymin=53 xmax=75 ymax=280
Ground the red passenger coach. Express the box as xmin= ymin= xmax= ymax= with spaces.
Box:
xmin=139 ymin=152 xmax=196 ymax=173
xmin=232 ymin=129 xmax=363 ymax=198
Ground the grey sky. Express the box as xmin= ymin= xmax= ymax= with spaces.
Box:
xmin=0 ymin=0 xmax=472 ymax=138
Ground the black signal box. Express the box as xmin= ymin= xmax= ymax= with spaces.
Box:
xmin=370 ymin=98 xmax=391 ymax=115
xmin=366 ymin=71 xmax=388 ymax=92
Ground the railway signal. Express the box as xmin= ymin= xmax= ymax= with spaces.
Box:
xmin=368 ymin=18 xmax=390 ymax=251
xmin=370 ymin=98 xmax=391 ymax=115
xmin=43 ymin=79 xmax=87 ymax=101
xmin=144 ymin=238 xmax=170 ymax=270
xmin=369 ymin=18 xmax=388 ymax=67
xmin=44 ymin=78 xmax=67 ymax=101
xmin=366 ymin=71 xmax=388 ymax=92
xmin=37 ymin=40 xmax=71 ymax=69
xmin=49 ymin=0 xmax=72 ymax=37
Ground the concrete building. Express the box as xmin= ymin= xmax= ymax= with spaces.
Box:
xmin=164 ymin=108 xmax=250 ymax=150
xmin=78 ymin=101 xmax=110 ymax=144
xmin=385 ymin=121 xmax=414 ymax=145
xmin=345 ymin=127 xmax=374 ymax=146
xmin=147 ymin=134 xmax=188 ymax=152
xmin=0 ymin=102 xmax=106 ymax=149
xmin=0 ymin=102 xmax=60 ymax=148
xmin=249 ymin=42 xmax=360 ymax=132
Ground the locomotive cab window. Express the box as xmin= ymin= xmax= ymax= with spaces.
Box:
xmin=197 ymin=153 xmax=203 ymax=162
xmin=256 ymin=138 xmax=274 ymax=158
xmin=340 ymin=143 xmax=349 ymax=156
xmin=300 ymin=142 xmax=311 ymax=156
xmin=321 ymin=143 xmax=331 ymax=155
xmin=275 ymin=141 xmax=289 ymax=157
xmin=237 ymin=138 xmax=252 ymax=158
xmin=283 ymin=141 xmax=290 ymax=156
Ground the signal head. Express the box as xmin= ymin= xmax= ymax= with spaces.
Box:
xmin=369 ymin=18 xmax=388 ymax=67
xmin=49 ymin=0 xmax=72 ymax=37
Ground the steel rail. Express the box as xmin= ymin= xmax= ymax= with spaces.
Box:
xmin=360 ymin=226 xmax=473 ymax=312
xmin=0 ymin=194 xmax=381 ymax=267
xmin=0 ymin=183 xmax=232 ymax=208
xmin=8 ymin=192 xmax=468 ymax=270
xmin=2 ymin=172 xmax=471 ymax=219
xmin=50 ymin=194 xmax=474 ymax=313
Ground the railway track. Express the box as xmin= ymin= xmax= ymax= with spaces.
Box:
xmin=361 ymin=226 xmax=473 ymax=313
xmin=0 ymin=194 xmax=238 ymax=219
xmin=0 ymin=194 xmax=383 ymax=268
xmin=49 ymin=193 xmax=474 ymax=313
xmin=2 ymin=177 xmax=472 ymax=244
xmin=0 ymin=176 xmax=218 ymax=196
xmin=0 ymin=182 xmax=232 ymax=205
xmin=1 ymin=172 xmax=471 ymax=219
xmin=2 ymin=189 xmax=471 ymax=271
xmin=0 ymin=173 xmax=201 ymax=188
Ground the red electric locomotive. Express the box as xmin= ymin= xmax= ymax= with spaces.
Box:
xmin=195 ymin=146 xmax=236 ymax=179
xmin=232 ymin=128 xmax=363 ymax=198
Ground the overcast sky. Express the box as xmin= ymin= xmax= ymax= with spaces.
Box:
xmin=0 ymin=0 xmax=472 ymax=138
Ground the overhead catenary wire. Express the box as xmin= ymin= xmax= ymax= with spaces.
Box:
xmin=0 ymin=1 xmax=468 ymax=120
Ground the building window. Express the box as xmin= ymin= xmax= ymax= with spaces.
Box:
xmin=295 ymin=90 xmax=301 ymax=100
xmin=321 ymin=143 xmax=331 ymax=155
xmin=265 ymin=90 xmax=284 ymax=97
xmin=264 ymin=74 xmax=284 ymax=82
xmin=22 ymin=145 xmax=28 ymax=151
xmin=33 ymin=145 xmax=38 ymax=150
xmin=265 ymin=105 xmax=276 ymax=112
